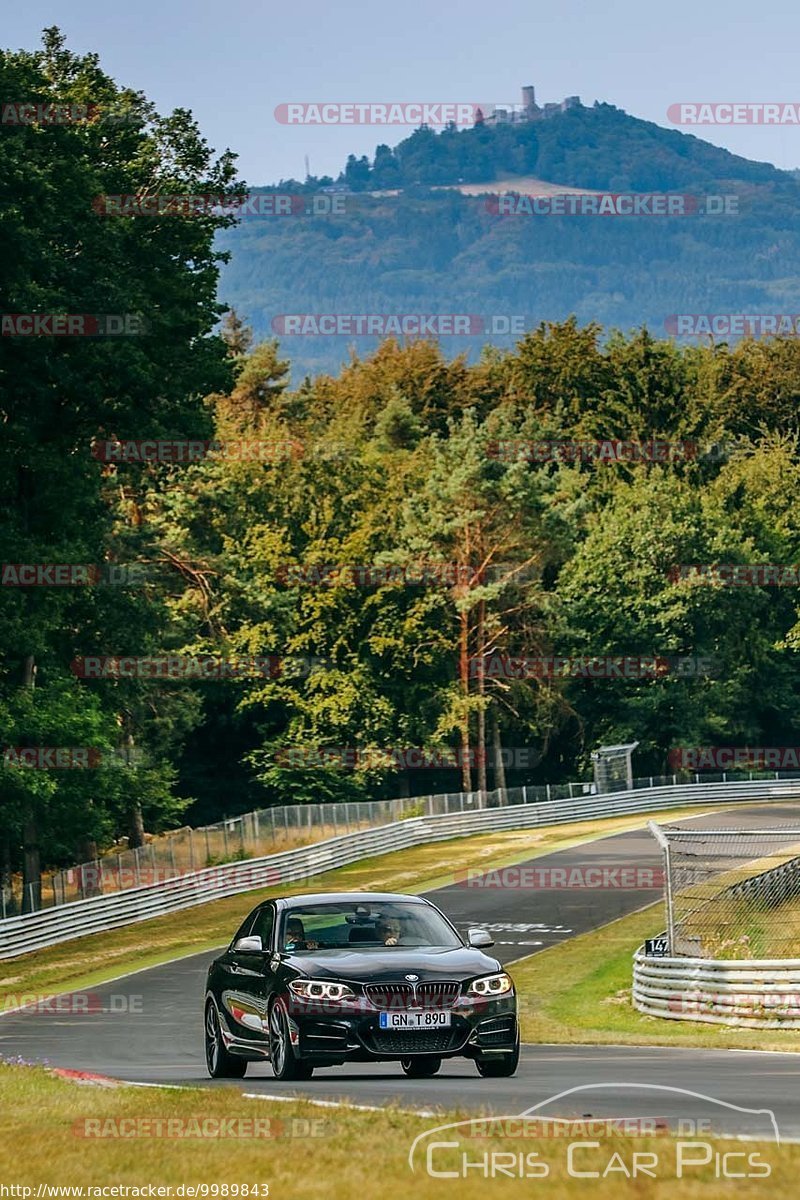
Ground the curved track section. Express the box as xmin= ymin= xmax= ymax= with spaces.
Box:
xmin=3 ymin=802 xmax=800 ymax=1136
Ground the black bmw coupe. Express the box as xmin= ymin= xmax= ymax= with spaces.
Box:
xmin=204 ymin=891 xmax=519 ymax=1080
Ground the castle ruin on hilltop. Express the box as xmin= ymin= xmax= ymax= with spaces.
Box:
xmin=479 ymin=85 xmax=582 ymax=126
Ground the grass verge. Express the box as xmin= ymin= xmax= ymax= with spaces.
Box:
xmin=0 ymin=804 xmax=724 ymax=1009
xmin=0 ymin=1061 xmax=795 ymax=1197
xmin=512 ymin=901 xmax=800 ymax=1052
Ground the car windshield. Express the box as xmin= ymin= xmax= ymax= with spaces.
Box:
xmin=280 ymin=901 xmax=461 ymax=951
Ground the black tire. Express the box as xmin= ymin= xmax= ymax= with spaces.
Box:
xmin=269 ymin=998 xmax=314 ymax=1081
xmin=401 ymin=1056 xmax=442 ymax=1078
xmin=475 ymin=1035 xmax=520 ymax=1078
xmin=205 ymin=1000 xmax=248 ymax=1079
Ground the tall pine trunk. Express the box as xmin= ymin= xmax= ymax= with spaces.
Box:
xmin=122 ymin=731 xmax=145 ymax=848
xmin=20 ymin=654 xmax=41 ymax=913
xmin=458 ymin=608 xmax=471 ymax=791
xmin=491 ymin=705 xmax=507 ymax=798
xmin=476 ymin=600 xmax=488 ymax=799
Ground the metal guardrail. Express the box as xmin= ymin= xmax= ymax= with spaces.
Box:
xmin=25 ymin=768 xmax=800 ymax=916
xmin=633 ymin=948 xmax=800 ymax=1028
xmin=4 ymin=775 xmax=800 ymax=960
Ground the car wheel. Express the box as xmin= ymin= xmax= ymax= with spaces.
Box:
xmin=401 ymin=1056 xmax=442 ymax=1078
xmin=269 ymin=998 xmax=314 ymax=1081
xmin=205 ymin=1000 xmax=248 ymax=1079
xmin=475 ymin=1036 xmax=520 ymax=1078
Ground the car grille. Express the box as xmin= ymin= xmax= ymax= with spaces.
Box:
xmin=369 ymin=1027 xmax=464 ymax=1054
xmin=364 ymin=981 xmax=460 ymax=1010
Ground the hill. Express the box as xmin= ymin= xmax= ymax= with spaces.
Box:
xmin=217 ymin=102 xmax=800 ymax=380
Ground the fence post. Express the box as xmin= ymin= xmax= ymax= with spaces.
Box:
xmin=188 ymin=831 xmax=195 ymax=872
xmin=546 ymin=783 xmax=551 ymax=802
xmin=664 ymin=838 xmax=676 ymax=953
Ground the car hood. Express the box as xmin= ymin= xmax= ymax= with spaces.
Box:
xmin=281 ymin=945 xmax=502 ymax=983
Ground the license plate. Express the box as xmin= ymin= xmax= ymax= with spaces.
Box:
xmin=379 ymin=1010 xmax=451 ymax=1029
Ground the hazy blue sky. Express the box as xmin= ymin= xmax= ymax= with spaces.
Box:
xmin=5 ymin=1 xmax=800 ymax=183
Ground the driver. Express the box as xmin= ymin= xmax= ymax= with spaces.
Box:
xmin=284 ymin=917 xmax=319 ymax=951
xmin=375 ymin=916 xmax=401 ymax=945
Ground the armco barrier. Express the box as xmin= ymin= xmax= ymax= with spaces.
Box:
xmin=633 ymin=947 xmax=800 ymax=1028
xmin=3 ymin=776 xmax=800 ymax=959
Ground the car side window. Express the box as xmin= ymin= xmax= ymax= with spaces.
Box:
xmin=251 ymin=904 xmax=275 ymax=952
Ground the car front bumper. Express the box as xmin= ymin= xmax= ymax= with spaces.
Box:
xmin=284 ymin=992 xmax=518 ymax=1061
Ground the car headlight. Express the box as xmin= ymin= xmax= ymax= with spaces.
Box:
xmin=288 ymin=979 xmax=355 ymax=1001
xmin=467 ymin=972 xmax=514 ymax=997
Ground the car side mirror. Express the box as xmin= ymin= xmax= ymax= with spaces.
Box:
xmin=233 ymin=935 xmax=264 ymax=952
xmin=467 ymin=927 xmax=494 ymax=949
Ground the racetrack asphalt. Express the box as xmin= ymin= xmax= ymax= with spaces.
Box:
xmin=3 ymin=801 xmax=800 ymax=1136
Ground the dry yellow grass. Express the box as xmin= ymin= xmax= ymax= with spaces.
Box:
xmin=0 ymin=1062 xmax=795 ymax=1198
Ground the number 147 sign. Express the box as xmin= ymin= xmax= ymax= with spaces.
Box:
xmin=645 ymin=937 xmax=669 ymax=957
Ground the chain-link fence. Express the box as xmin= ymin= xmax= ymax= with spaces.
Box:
xmin=650 ymin=821 xmax=800 ymax=958
xmin=2 ymin=780 xmax=608 ymax=918
xmin=7 ymin=766 xmax=800 ymax=919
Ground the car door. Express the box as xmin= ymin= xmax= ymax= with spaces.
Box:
xmin=216 ymin=904 xmax=273 ymax=1041
xmin=229 ymin=902 xmax=276 ymax=1040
